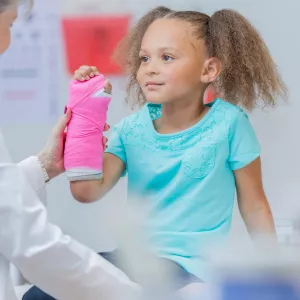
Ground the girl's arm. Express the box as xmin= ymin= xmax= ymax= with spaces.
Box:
xmin=68 ymin=66 xmax=125 ymax=203
xmin=70 ymin=153 xmax=125 ymax=203
xmin=234 ymin=157 xmax=276 ymax=240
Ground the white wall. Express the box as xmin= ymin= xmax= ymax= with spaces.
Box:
xmin=2 ymin=0 xmax=299 ymax=251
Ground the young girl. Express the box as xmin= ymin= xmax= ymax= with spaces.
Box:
xmin=25 ymin=5 xmax=287 ymax=300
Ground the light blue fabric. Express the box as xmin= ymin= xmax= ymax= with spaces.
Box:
xmin=105 ymin=99 xmax=261 ymax=281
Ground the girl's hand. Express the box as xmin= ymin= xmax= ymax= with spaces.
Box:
xmin=72 ymin=65 xmax=112 ymax=94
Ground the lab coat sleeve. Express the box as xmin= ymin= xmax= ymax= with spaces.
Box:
xmin=17 ymin=156 xmax=47 ymax=205
xmin=11 ymin=156 xmax=47 ymax=286
xmin=0 ymin=163 xmax=141 ymax=300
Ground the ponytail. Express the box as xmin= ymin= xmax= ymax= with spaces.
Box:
xmin=206 ymin=9 xmax=287 ymax=109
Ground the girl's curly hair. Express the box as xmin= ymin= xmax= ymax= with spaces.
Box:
xmin=113 ymin=6 xmax=287 ymax=110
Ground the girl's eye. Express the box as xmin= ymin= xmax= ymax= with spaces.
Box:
xmin=162 ymin=54 xmax=174 ymax=61
xmin=140 ymin=56 xmax=149 ymax=63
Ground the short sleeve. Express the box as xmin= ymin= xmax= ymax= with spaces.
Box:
xmin=228 ymin=109 xmax=261 ymax=170
xmin=105 ymin=119 xmax=127 ymax=174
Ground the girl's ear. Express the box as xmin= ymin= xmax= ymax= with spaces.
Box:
xmin=200 ymin=57 xmax=222 ymax=84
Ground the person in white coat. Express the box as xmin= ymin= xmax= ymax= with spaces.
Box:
xmin=0 ymin=1 xmax=141 ymax=299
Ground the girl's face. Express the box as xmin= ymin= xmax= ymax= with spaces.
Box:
xmin=0 ymin=4 xmax=17 ymax=55
xmin=137 ymin=18 xmax=218 ymax=105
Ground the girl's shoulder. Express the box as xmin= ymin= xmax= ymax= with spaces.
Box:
xmin=207 ymin=98 xmax=249 ymax=127
xmin=114 ymin=104 xmax=151 ymax=135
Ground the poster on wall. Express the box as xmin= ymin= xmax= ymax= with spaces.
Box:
xmin=0 ymin=0 xmax=61 ymax=125
xmin=62 ymin=15 xmax=131 ymax=76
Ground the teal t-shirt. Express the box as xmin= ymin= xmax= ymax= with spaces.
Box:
xmin=105 ymin=99 xmax=261 ymax=281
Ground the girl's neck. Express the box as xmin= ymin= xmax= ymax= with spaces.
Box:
xmin=155 ymin=93 xmax=209 ymax=134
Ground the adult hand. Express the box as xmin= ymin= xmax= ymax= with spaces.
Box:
xmin=37 ymin=110 xmax=72 ymax=180
xmin=37 ymin=111 xmax=110 ymax=181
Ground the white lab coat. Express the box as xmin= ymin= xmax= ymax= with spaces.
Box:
xmin=0 ymin=138 xmax=141 ymax=299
